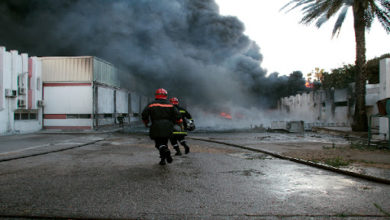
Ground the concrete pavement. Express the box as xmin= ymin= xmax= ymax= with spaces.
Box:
xmin=190 ymin=131 xmax=390 ymax=184
xmin=1 ymin=132 xmax=390 ymax=219
xmin=1 ymin=128 xmax=389 ymax=183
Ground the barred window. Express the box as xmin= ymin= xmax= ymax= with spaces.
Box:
xmin=14 ymin=110 xmax=38 ymax=120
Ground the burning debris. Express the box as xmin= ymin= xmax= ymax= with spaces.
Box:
xmin=219 ymin=112 xmax=232 ymax=120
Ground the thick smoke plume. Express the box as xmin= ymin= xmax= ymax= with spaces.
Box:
xmin=0 ymin=0 xmax=307 ymax=127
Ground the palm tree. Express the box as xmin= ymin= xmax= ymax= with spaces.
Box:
xmin=283 ymin=0 xmax=390 ymax=131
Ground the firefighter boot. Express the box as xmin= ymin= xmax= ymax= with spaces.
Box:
xmin=159 ymin=158 xmax=166 ymax=165
xmin=173 ymin=144 xmax=182 ymax=156
xmin=158 ymin=152 xmax=166 ymax=165
xmin=181 ymin=140 xmax=190 ymax=154
xmin=158 ymin=146 xmax=167 ymax=165
xmin=160 ymin=145 xmax=173 ymax=163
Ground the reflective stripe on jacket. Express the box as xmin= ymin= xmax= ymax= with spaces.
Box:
xmin=172 ymin=106 xmax=192 ymax=136
xmin=142 ymin=99 xmax=181 ymax=139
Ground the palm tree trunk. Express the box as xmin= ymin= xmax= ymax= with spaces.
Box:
xmin=351 ymin=3 xmax=368 ymax=131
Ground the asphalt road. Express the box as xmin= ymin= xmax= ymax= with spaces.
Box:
xmin=0 ymin=132 xmax=390 ymax=219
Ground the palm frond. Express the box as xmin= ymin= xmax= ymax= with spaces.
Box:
xmin=327 ymin=0 xmax=345 ymax=18
xmin=332 ymin=5 xmax=349 ymax=37
xmin=373 ymin=4 xmax=390 ymax=33
xmin=316 ymin=14 xmax=329 ymax=27
xmin=364 ymin=7 xmax=375 ymax=30
xmin=380 ymin=0 xmax=390 ymax=9
xmin=282 ymin=0 xmax=390 ymax=35
xmin=280 ymin=0 xmax=316 ymax=13
xmin=301 ymin=2 xmax=327 ymax=24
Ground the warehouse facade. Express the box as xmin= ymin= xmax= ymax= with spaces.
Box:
xmin=41 ymin=56 xmax=150 ymax=130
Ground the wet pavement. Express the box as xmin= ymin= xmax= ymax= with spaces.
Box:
xmin=0 ymin=132 xmax=390 ymax=219
xmin=191 ymin=132 xmax=390 ymax=183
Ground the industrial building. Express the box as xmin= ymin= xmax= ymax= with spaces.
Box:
xmin=41 ymin=56 xmax=150 ymax=130
xmin=0 ymin=47 xmax=43 ymax=135
xmin=1 ymin=46 xmax=151 ymax=135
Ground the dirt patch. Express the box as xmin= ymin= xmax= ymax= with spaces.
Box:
xmin=282 ymin=146 xmax=390 ymax=169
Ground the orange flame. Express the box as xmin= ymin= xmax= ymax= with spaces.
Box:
xmin=305 ymin=81 xmax=313 ymax=88
xmin=220 ymin=112 xmax=232 ymax=119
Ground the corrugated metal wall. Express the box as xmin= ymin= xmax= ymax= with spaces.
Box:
xmin=93 ymin=57 xmax=133 ymax=90
xmin=93 ymin=57 xmax=119 ymax=88
xmin=41 ymin=57 xmax=93 ymax=82
xmin=41 ymin=56 xmax=134 ymax=89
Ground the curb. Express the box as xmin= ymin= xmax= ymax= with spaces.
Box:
xmin=189 ymin=137 xmax=390 ymax=185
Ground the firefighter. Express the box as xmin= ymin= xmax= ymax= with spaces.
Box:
xmin=169 ymin=97 xmax=195 ymax=155
xmin=142 ymin=88 xmax=182 ymax=165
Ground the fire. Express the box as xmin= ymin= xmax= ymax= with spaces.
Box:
xmin=220 ymin=112 xmax=232 ymax=120
xmin=305 ymin=81 xmax=313 ymax=88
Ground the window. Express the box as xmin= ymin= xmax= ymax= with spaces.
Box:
xmin=14 ymin=110 xmax=38 ymax=120
xmin=30 ymin=113 xmax=37 ymax=119
xmin=21 ymin=113 xmax=29 ymax=120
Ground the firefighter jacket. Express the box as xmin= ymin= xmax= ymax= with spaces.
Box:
xmin=172 ymin=106 xmax=193 ymax=136
xmin=142 ymin=99 xmax=181 ymax=139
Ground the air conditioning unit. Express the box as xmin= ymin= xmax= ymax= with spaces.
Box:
xmin=18 ymin=99 xmax=26 ymax=107
xmin=18 ymin=87 xmax=26 ymax=95
xmin=5 ymin=89 xmax=17 ymax=98
xmin=37 ymin=100 xmax=45 ymax=107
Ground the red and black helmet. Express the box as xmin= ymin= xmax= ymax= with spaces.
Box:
xmin=169 ymin=97 xmax=179 ymax=105
xmin=155 ymin=88 xmax=168 ymax=99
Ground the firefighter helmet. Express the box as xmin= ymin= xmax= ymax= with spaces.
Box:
xmin=155 ymin=88 xmax=168 ymax=99
xmin=169 ymin=97 xmax=179 ymax=105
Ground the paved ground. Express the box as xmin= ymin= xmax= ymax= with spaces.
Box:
xmin=191 ymin=131 xmax=390 ymax=183
xmin=0 ymin=131 xmax=390 ymax=219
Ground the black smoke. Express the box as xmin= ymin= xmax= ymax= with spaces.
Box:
xmin=0 ymin=0 xmax=306 ymax=111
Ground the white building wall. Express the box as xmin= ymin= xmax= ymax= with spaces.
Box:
xmin=280 ymin=92 xmax=319 ymax=123
xmin=97 ymin=86 xmax=114 ymax=113
xmin=0 ymin=48 xmax=12 ymax=133
xmin=30 ymin=57 xmax=43 ymax=109
xmin=379 ymin=58 xmax=390 ymax=136
xmin=17 ymin=53 xmax=29 ymax=110
xmin=43 ymin=84 xmax=92 ymax=129
xmin=130 ymin=92 xmax=140 ymax=114
xmin=44 ymin=85 xmax=92 ymax=114
xmin=95 ymin=86 xmax=115 ymax=126
xmin=116 ymin=89 xmax=128 ymax=114
xmin=0 ymin=47 xmax=43 ymax=135
xmin=44 ymin=119 xmax=92 ymax=127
